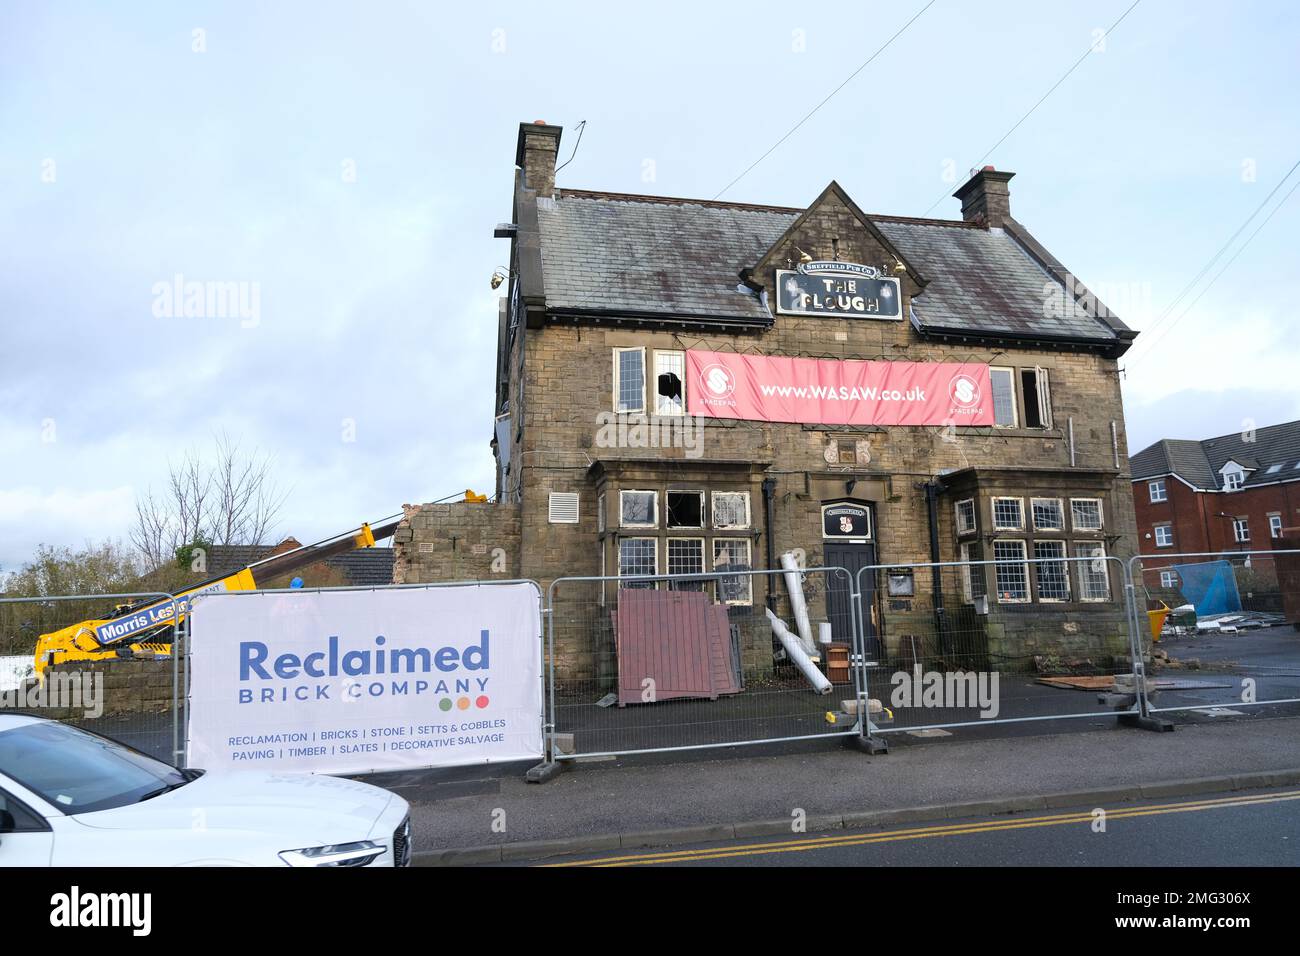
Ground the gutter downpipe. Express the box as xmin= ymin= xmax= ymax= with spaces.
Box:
xmin=762 ymin=476 xmax=777 ymax=612
xmin=923 ymin=479 xmax=948 ymax=655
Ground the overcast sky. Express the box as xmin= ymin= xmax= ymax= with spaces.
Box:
xmin=2 ymin=1 xmax=1298 ymax=571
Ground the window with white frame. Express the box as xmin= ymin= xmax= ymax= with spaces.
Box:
xmin=666 ymin=490 xmax=704 ymax=528
xmin=959 ymin=541 xmax=986 ymax=603
xmin=1266 ymin=463 xmax=1282 ymax=475
xmin=713 ymin=538 xmax=753 ymax=605
xmin=1075 ymin=544 xmax=1111 ymax=601
xmin=1020 ymin=367 xmax=1053 ymax=429
xmin=613 ymin=347 xmax=646 ymax=414
xmin=1270 ymin=513 xmax=1284 ymax=539
xmin=990 ymin=368 xmax=1017 ymax=427
xmin=666 ymin=538 xmax=706 ymax=591
xmin=1070 ymin=498 xmax=1104 ymax=532
xmin=992 ymin=540 xmax=1030 ymax=603
xmin=597 ymin=493 xmax=605 ymax=533
xmin=712 ymin=492 xmax=750 ymax=530
xmin=619 ymin=490 xmax=657 ymax=528
xmin=992 ymin=497 xmax=1024 ymax=531
xmin=1031 ymin=497 xmax=1064 ymax=531
xmin=1148 ymin=479 xmax=1167 ymax=503
xmin=1033 ymin=540 xmax=1070 ymax=601
xmin=955 ymin=499 xmax=977 ymax=537
xmin=1223 ymin=469 xmax=1244 ymax=491
xmin=1233 ymin=517 xmax=1250 ymax=543
xmin=1159 ymin=570 xmax=1179 ymax=589
xmin=1154 ymin=523 xmax=1173 ymax=548
xmin=617 ymin=537 xmax=657 ymax=588
xmin=653 ymin=349 xmax=686 ymax=416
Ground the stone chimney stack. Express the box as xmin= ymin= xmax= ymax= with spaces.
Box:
xmin=953 ymin=166 xmax=1015 ymax=227
xmin=515 ymin=120 xmax=563 ymax=198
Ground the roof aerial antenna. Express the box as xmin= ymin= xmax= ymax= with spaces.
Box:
xmin=554 ymin=119 xmax=587 ymax=176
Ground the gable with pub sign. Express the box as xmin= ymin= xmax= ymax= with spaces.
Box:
xmin=775 ymin=261 xmax=902 ymax=320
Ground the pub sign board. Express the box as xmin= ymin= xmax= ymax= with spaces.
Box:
xmin=822 ymin=501 xmax=872 ymax=539
xmin=775 ymin=261 xmax=902 ymax=320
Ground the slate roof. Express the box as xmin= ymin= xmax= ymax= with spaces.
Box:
xmin=535 ymin=189 xmax=1123 ymax=345
xmin=1131 ymin=421 xmax=1300 ymax=489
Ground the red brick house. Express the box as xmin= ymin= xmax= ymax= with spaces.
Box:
xmin=1130 ymin=421 xmax=1300 ymax=585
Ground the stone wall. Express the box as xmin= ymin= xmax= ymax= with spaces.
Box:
xmin=393 ymin=500 xmax=522 ymax=584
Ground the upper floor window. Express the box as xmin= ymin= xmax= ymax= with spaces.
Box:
xmin=1270 ymin=513 xmax=1284 ymax=539
xmin=1232 ymin=517 xmax=1250 ymax=543
xmin=1031 ymin=497 xmax=1064 ymax=532
xmin=613 ymin=347 xmax=646 ymax=413
xmin=1020 ymin=367 xmax=1053 ymax=429
xmin=712 ymin=492 xmax=751 ymax=530
xmin=992 ymin=497 xmax=1024 ymax=531
xmin=955 ymin=499 xmax=977 ymax=536
xmin=654 ymin=350 xmax=686 ymax=416
xmin=1223 ymin=469 xmax=1245 ymax=491
xmin=990 ymin=368 xmax=1017 ymax=428
xmin=620 ymin=490 xmax=658 ymax=528
xmin=1070 ymin=498 xmax=1104 ymax=532
xmin=1154 ymin=523 xmax=1173 ymax=548
xmin=1148 ymin=479 xmax=1167 ymax=503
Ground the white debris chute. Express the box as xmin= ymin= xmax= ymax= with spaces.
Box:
xmin=779 ymin=551 xmax=817 ymax=657
xmin=767 ymin=609 xmax=832 ymax=695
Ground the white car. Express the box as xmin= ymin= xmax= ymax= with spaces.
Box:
xmin=0 ymin=714 xmax=411 ymax=867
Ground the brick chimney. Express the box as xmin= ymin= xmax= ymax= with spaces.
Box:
xmin=515 ymin=120 xmax=562 ymax=198
xmin=953 ymin=166 xmax=1015 ymax=227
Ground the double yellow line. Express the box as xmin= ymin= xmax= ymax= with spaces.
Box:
xmin=547 ymin=789 xmax=1300 ymax=866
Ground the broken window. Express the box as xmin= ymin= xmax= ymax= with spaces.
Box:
xmin=1031 ymin=497 xmax=1063 ymax=531
xmin=1020 ymin=367 xmax=1053 ymax=429
xmin=1075 ymin=544 xmax=1111 ymax=601
xmin=1070 ymin=498 xmax=1103 ymax=532
xmin=666 ymin=538 xmax=706 ymax=591
xmin=1033 ymin=540 xmax=1070 ymax=601
xmin=654 ymin=350 xmax=685 ymax=416
xmin=990 ymin=368 xmax=1017 ymax=427
xmin=618 ymin=538 xmax=657 ymax=588
xmin=712 ymin=492 xmax=750 ymax=530
xmin=614 ymin=347 xmax=645 ymax=414
xmin=667 ymin=491 xmax=704 ymax=528
xmin=713 ymin=539 xmax=752 ymax=605
xmin=620 ymin=490 xmax=657 ymax=528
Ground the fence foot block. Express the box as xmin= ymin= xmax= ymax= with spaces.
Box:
xmin=845 ymin=734 xmax=890 ymax=755
xmin=526 ymin=760 xmax=564 ymax=784
xmin=1118 ymin=713 xmax=1175 ymax=733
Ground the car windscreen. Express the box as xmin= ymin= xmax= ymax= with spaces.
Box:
xmin=0 ymin=722 xmax=188 ymax=814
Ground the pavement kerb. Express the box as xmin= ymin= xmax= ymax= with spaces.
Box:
xmin=411 ymin=767 xmax=1300 ymax=866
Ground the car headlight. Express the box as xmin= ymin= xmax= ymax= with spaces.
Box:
xmin=278 ymin=840 xmax=384 ymax=868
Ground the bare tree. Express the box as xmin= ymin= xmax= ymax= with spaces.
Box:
xmin=130 ymin=433 xmax=290 ymax=571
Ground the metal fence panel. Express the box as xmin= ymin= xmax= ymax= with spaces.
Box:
xmin=855 ymin=556 xmax=1140 ymax=735
xmin=1128 ymin=549 xmax=1300 ymax=715
xmin=0 ymin=591 xmax=181 ymax=762
xmin=546 ymin=567 xmax=863 ymax=758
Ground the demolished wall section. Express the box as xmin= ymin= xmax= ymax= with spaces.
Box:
xmin=394 ymin=500 xmax=523 ymax=584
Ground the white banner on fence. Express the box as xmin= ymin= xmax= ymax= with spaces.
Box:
xmin=187 ymin=584 xmax=542 ymax=774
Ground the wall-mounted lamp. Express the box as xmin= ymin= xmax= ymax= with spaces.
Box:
xmin=490 ymin=267 xmax=515 ymax=290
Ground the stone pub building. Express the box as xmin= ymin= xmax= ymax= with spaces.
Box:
xmin=395 ymin=121 xmax=1142 ymax=674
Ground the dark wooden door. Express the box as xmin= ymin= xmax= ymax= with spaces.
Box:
xmin=823 ymin=541 xmax=877 ymax=655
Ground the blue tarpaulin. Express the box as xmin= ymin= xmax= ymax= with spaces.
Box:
xmin=1171 ymin=561 xmax=1242 ymax=617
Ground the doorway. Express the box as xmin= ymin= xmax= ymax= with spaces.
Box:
xmin=823 ymin=539 xmax=877 ymax=656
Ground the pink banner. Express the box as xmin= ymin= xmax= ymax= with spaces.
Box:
xmin=685 ymin=350 xmax=994 ymax=427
